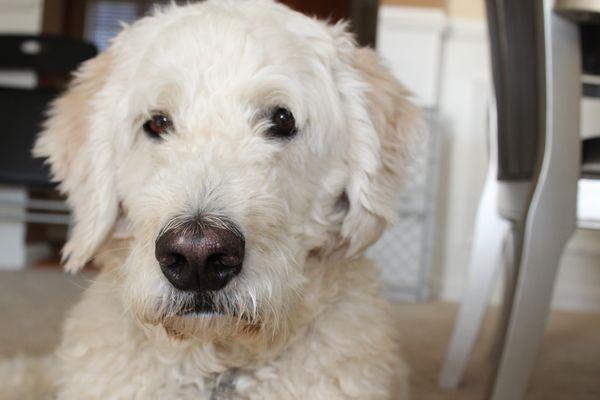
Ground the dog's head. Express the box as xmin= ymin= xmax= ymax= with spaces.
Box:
xmin=35 ymin=0 xmax=420 ymax=338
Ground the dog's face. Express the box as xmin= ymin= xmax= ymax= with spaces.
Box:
xmin=35 ymin=1 xmax=420 ymax=338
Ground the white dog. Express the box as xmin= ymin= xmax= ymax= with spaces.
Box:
xmin=2 ymin=1 xmax=422 ymax=398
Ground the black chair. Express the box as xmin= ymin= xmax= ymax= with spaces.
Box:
xmin=0 ymin=36 xmax=96 ymax=268
xmin=0 ymin=35 xmax=96 ymax=189
xmin=0 ymin=35 xmax=97 ymax=228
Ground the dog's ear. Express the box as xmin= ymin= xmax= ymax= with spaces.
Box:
xmin=34 ymin=51 xmax=119 ymax=273
xmin=331 ymin=29 xmax=423 ymax=259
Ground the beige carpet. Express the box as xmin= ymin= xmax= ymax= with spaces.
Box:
xmin=1 ymin=268 xmax=599 ymax=399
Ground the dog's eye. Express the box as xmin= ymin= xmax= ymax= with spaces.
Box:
xmin=143 ymin=113 xmax=173 ymax=139
xmin=268 ymin=107 xmax=297 ymax=139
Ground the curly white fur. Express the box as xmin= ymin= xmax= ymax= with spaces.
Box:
xmin=1 ymin=1 xmax=422 ymax=399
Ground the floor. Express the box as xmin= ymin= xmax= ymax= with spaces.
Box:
xmin=396 ymin=302 xmax=600 ymax=400
xmin=1 ymin=268 xmax=599 ymax=399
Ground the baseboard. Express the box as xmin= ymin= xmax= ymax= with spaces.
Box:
xmin=25 ymin=242 xmax=53 ymax=267
xmin=439 ymin=238 xmax=600 ymax=313
xmin=551 ymin=286 xmax=600 ymax=313
xmin=445 ymin=18 xmax=486 ymax=42
xmin=378 ymin=5 xmax=446 ymax=32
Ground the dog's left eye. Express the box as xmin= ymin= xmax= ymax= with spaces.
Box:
xmin=268 ymin=107 xmax=297 ymax=139
xmin=143 ymin=113 xmax=173 ymax=139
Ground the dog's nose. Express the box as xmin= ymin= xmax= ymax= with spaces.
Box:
xmin=155 ymin=220 xmax=244 ymax=292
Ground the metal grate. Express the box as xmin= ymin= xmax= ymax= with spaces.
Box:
xmin=367 ymin=111 xmax=441 ymax=301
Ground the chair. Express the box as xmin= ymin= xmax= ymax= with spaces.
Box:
xmin=439 ymin=1 xmax=600 ymax=399
xmin=0 ymin=35 xmax=96 ymax=268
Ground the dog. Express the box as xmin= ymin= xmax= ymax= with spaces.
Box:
xmin=2 ymin=1 xmax=422 ymax=398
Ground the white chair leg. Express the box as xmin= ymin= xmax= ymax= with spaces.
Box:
xmin=490 ymin=226 xmax=517 ymax=362
xmin=489 ymin=5 xmax=581 ymax=399
xmin=439 ymin=167 xmax=510 ymax=389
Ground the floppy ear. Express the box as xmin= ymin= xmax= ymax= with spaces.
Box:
xmin=333 ymin=32 xmax=423 ymax=259
xmin=34 ymin=51 xmax=119 ymax=273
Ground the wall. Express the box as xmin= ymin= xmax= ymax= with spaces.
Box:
xmin=382 ymin=0 xmax=443 ymax=7
xmin=0 ymin=0 xmax=43 ymax=33
xmin=446 ymin=0 xmax=484 ymax=19
xmin=381 ymin=0 xmax=485 ymax=19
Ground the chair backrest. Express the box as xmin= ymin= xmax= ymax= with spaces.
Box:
xmin=486 ymin=0 xmax=546 ymax=181
xmin=579 ymin=22 xmax=600 ymax=179
xmin=0 ymin=35 xmax=97 ymax=73
xmin=0 ymin=35 xmax=97 ymax=188
xmin=0 ymin=87 xmax=57 ymax=187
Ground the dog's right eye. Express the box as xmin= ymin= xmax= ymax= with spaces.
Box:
xmin=143 ymin=113 xmax=173 ymax=139
xmin=267 ymin=107 xmax=297 ymax=139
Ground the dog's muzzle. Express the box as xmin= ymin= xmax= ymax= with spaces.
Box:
xmin=155 ymin=217 xmax=245 ymax=298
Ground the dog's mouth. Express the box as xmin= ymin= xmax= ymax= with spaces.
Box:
xmin=177 ymin=293 xmax=222 ymax=316
xmin=162 ymin=292 xmax=262 ymax=340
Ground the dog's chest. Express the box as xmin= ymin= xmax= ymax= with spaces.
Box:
xmin=206 ymin=368 xmax=239 ymax=400
xmin=58 ymin=331 xmax=241 ymax=398
xmin=143 ymin=352 xmax=242 ymax=399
